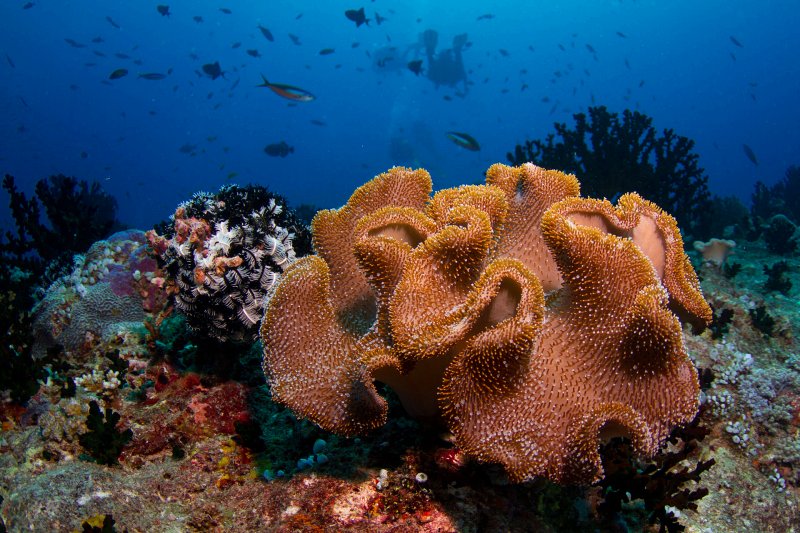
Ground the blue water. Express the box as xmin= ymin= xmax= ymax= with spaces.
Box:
xmin=1 ymin=0 xmax=798 ymax=230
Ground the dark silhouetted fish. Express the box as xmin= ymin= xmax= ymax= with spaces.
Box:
xmin=80 ymin=151 xmax=88 ymax=159
xmin=586 ymin=43 xmax=596 ymax=53
xmin=257 ymin=75 xmax=315 ymax=101
xmin=730 ymin=52 xmax=736 ymax=62
xmin=616 ymin=31 xmax=627 ymax=38
xmin=64 ymin=38 xmax=86 ymax=48
xmin=264 ymin=141 xmax=294 ymax=157
xmin=193 ymin=15 xmax=203 ymax=23
xmin=499 ymin=49 xmax=509 ymax=57
xmin=345 ymin=7 xmax=369 ymax=27
xmin=407 ymin=59 xmax=423 ymax=75
xmin=288 ymin=33 xmax=301 ymax=45
xmin=558 ymin=43 xmax=565 ymax=51
xmin=139 ymin=72 xmax=167 ymax=80
xmin=219 ymin=7 xmax=232 ymax=14
xmin=742 ymin=144 xmax=758 ymax=166
xmin=319 ymin=48 xmax=335 ymax=55
xmin=157 ymin=5 xmax=170 ymax=16
xmin=202 ymin=61 xmax=225 ymax=80
xmin=109 ymin=68 xmax=128 ymax=79
xmin=5 ymin=54 xmax=15 ymax=68
xmin=115 ymin=52 xmax=130 ymax=59
xmin=310 ymin=119 xmax=326 ymax=126
xmin=730 ymin=36 xmax=743 ymax=47
xmin=446 ymin=131 xmax=480 ymax=151
xmin=258 ymin=25 xmax=274 ymax=41
xmin=624 ymin=58 xmax=631 ymax=69
xmin=23 ymin=2 xmax=34 ymax=9
xmin=232 ymin=42 xmax=241 ymax=49
xmin=246 ymin=49 xmax=261 ymax=58
xmin=375 ymin=12 xmax=387 ymax=25
xmin=179 ymin=143 xmax=197 ymax=154
xmin=476 ymin=13 xmax=494 ymax=20
xmin=91 ymin=36 xmax=104 ymax=43
xmin=105 ymin=16 xmax=121 ymax=29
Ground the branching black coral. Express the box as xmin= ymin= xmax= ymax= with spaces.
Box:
xmin=79 ymin=401 xmax=133 ymax=466
xmin=1 ymin=174 xmax=122 ymax=275
xmin=597 ymin=411 xmax=715 ymax=532
xmin=507 ymin=106 xmax=712 ymax=238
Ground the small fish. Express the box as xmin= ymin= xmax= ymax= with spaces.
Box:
xmin=226 ymin=172 xmax=238 ymax=180
xmin=138 ymin=72 xmax=167 ymax=80
xmin=616 ymin=31 xmax=627 ymax=38
xmin=5 ymin=54 xmax=15 ymax=68
xmin=257 ymin=75 xmax=315 ymax=102
xmin=22 ymin=2 xmax=34 ymax=9
xmin=246 ymin=49 xmax=261 ymax=58
xmin=310 ymin=119 xmax=326 ymax=126
xmin=258 ymin=25 xmax=274 ymax=42
xmin=288 ymin=33 xmax=301 ymax=45
xmin=178 ymin=143 xmax=197 ymax=154
xmin=585 ymin=43 xmax=596 ymax=53
xmin=375 ymin=12 xmax=387 ymax=25
xmin=476 ymin=13 xmax=494 ymax=20
xmin=319 ymin=48 xmax=335 ymax=55
xmin=64 ymin=38 xmax=86 ymax=48
xmin=219 ymin=8 xmax=232 ymax=14
xmin=202 ymin=61 xmax=225 ymax=80
xmin=91 ymin=36 xmax=104 ymax=43
xmin=157 ymin=5 xmax=170 ymax=17
xmin=498 ymin=49 xmax=509 ymax=57
xmin=446 ymin=131 xmax=480 ymax=151
xmin=105 ymin=16 xmax=121 ymax=29
xmin=730 ymin=52 xmax=736 ymax=62
xmin=558 ymin=43 xmax=565 ymax=51
xmin=345 ymin=7 xmax=369 ymax=27
xmin=407 ymin=59 xmax=423 ymax=75
xmin=109 ymin=68 xmax=128 ymax=79
xmin=193 ymin=16 xmax=203 ymax=23
xmin=80 ymin=151 xmax=88 ymax=159
xmin=231 ymin=42 xmax=241 ymax=49
xmin=624 ymin=58 xmax=631 ymax=69
xmin=264 ymin=141 xmax=294 ymax=157
xmin=742 ymin=144 xmax=758 ymax=166
xmin=115 ymin=52 xmax=130 ymax=59
xmin=730 ymin=35 xmax=743 ymax=47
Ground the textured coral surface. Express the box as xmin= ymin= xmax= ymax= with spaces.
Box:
xmin=262 ymin=163 xmax=712 ymax=483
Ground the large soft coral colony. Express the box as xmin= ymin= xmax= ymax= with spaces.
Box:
xmin=261 ymin=163 xmax=712 ymax=484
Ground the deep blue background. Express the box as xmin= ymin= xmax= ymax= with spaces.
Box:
xmin=1 ymin=0 xmax=798 ymax=231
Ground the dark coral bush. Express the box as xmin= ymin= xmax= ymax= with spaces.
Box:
xmin=507 ymin=106 xmax=712 ymax=238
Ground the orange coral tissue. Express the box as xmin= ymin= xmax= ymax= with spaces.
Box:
xmin=260 ymin=163 xmax=712 ymax=484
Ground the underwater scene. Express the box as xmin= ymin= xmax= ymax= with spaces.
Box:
xmin=1 ymin=0 xmax=799 ymax=531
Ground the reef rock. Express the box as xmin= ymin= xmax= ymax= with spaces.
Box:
xmin=261 ymin=163 xmax=712 ymax=484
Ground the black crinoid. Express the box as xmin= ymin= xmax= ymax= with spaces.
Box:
xmin=148 ymin=184 xmax=311 ymax=343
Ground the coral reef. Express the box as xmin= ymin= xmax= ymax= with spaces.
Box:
xmin=506 ymin=106 xmax=712 ymax=238
xmin=30 ymin=230 xmax=166 ymax=359
xmin=261 ymin=163 xmax=711 ymax=484
xmin=147 ymin=184 xmax=311 ymax=343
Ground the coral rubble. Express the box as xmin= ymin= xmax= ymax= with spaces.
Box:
xmin=261 ymin=163 xmax=712 ymax=484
